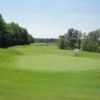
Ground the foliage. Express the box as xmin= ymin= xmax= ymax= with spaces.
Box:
xmin=0 ymin=14 xmax=34 ymax=48
xmin=59 ymin=28 xmax=100 ymax=53
xmin=82 ymin=29 xmax=100 ymax=52
xmin=34 ymin=38 xmax=58 ymax=43
xmin=58 ymin=28 xmax=82 ymax=50
xmin=58 ymin=35 xmax=65 ymax=49
xmin=97 ymin=47 xmax=100 ymax=53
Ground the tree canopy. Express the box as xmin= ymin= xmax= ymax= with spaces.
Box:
xmin=59 ymin=28 xmax=100 ymax=53
xmin=58 ymin=28 xmax=82 ymax=50
xmin=0 ymin=14 xmax=34 ymax=48
xmin=82 ymin=29 xmax=100 ymax=52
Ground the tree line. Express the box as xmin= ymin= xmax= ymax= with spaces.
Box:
xmin=0 ymin=14 xmax=34 ymax=48
xmin=34 ymin=38 xmax=58 ymax=44
xmin=58 ymin=28 xmax=100 ymax=53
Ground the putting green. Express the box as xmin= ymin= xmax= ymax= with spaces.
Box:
xmin=16 ymin=54 xmax=100 ymax=72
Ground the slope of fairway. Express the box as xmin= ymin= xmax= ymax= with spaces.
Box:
xmin=0 ymin=43 xmax=100 ymax=100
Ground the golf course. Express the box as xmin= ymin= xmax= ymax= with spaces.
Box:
xmin=0 ymin=43 xmax=100 ymax=100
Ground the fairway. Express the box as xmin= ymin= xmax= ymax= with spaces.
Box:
xmin=0 ymin=44 xmax=100 ymax=100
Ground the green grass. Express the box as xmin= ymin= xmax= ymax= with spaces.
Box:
xmin=0 ymin=43 xmax=100 ymax=100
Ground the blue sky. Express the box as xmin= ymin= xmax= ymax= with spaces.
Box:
xmin=0 ymin=0 xmax=100 ymax=38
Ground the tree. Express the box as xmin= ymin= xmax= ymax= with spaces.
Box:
xmin=0 ymin=14 xmax=9 ymax=47
xmin=89 ymin=29 xmax=100 ymax=44
xmin=67 ymin=28 xmax=82 ymax=49
xmin=82 ymin=29 xmax=100 ymax=52
xmin=28 ymin=34 xmax=34 ymax=43
xmin=82 ymin=37 xmax=97 ymax=52
xmin=77 ymin=31 xmax=82 ymax=49
xmin=58 ymin=35 xmax=65 ymax=49
xmin=0 ymin=14 xmax=34 ymax=48
xmin=58 ymin=28 xmax=82 ymax=50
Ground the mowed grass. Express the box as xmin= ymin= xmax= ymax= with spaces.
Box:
xmin=0 ymin=43 xmax=100 ymax=100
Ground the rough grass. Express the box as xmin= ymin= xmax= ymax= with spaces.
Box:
xmin=0 ymin=43 xmax=100 ymax=100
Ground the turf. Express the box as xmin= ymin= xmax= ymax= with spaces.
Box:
xmin=0 ymin=43 xmax=100 ymax=100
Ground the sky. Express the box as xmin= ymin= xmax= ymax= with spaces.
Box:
xmin=0 ymin=0 xmax=100 ymax=38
